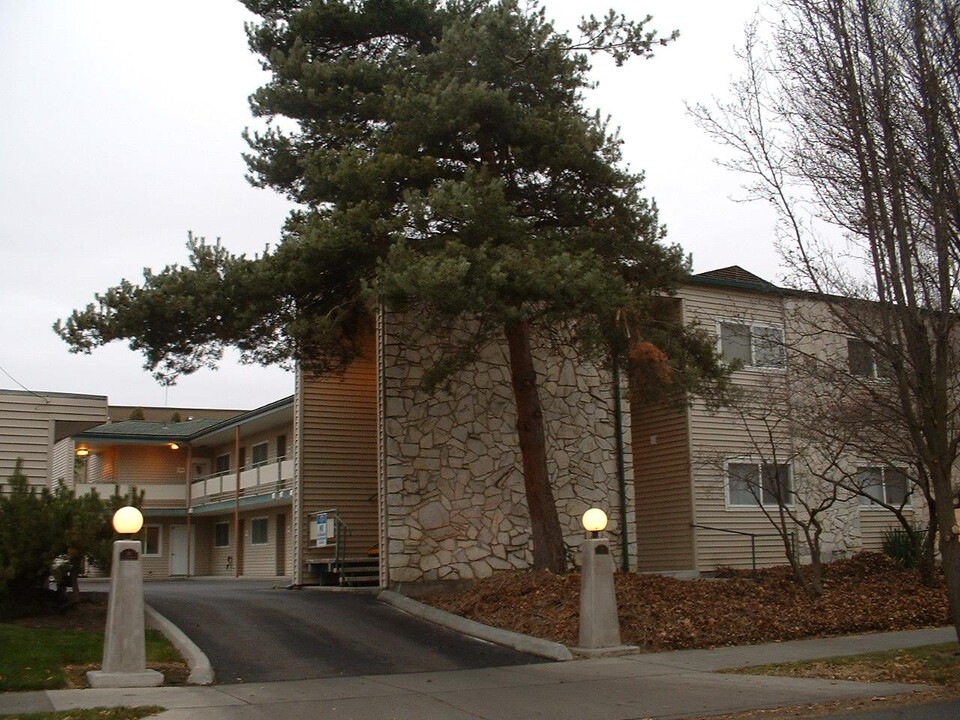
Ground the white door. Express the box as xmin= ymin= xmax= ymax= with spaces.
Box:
xmin=169 ymin=525 xmax=195 ymax=575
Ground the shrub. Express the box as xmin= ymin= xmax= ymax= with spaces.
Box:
xmin=882 ymin=526 xmax=926 ymax=569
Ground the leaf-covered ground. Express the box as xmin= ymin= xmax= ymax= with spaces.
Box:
xmin=424 ymin=553 xmax=951 ymax=650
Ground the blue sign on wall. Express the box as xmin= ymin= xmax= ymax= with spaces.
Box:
xmin=316 ymin=513 xmax=328 ymax=547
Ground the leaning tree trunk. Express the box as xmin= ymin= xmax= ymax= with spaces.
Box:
xmin=505 ymin=320 xmax=567 ymax=573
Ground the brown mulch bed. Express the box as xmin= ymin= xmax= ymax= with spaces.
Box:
xmin=12 ymin=592 xmax=110 ymax=632
xmin=424 ymin=552 xmax=951 ymax=651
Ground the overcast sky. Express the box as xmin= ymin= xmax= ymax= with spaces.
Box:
xmin=0 ymin=0 xmax=778 ymax=411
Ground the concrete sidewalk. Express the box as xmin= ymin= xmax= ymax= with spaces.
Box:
xmin=1 ymin=627 xmax=953 ymax=719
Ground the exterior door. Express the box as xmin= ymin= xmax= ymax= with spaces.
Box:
xmin=170 ymin=525 xmax=194 ymax=575
xmin=276 ymin=514 xmax=286 ymax=575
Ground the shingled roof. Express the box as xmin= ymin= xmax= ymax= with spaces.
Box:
xmin=75 ymin=418 xmax=221 ymax=442
xmin=689 ymin=265 xmax=780 ymax=292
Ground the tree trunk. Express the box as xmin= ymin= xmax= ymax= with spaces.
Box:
xmin=931 ymin=470 xmax=960 ymax=645
xmin=505 ymin=320 xmax=567 ymax=573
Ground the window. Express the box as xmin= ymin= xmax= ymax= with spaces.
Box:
xmin=719 ymin=321 xmax=785 ymax=368
xmin=238 ymin=447 xmax=246 ymax=471
xmin=251 ymin=517 xmax=269 ymax=545
xmin=727 ymin=461 xmax=793 ymax=507
xmin=214 ymin=522 xmax=230 ymax=548
xmin=252 ymin=442 xmax=269 ymax=468
xmin=143 ymin=525 xmax=162 ymax=556
xmin=858 ymin=466 xmax=909 ymax=507
xmin=847 ymin=338 xmax=891 ymax=378
xmin=215 ymin=453 xmax=230 ymax=475
xmin=276 ymin=435 xmax=287 ymax=460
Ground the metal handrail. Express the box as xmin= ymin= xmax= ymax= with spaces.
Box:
xmin=311 ymin=508 xmax=350 ymax=585
xmin=690 ymin=523 xmax=797 ymax=577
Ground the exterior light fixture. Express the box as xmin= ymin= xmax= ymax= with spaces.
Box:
xmin=88 ymin=504 xmax=161 ymax=688
xmin=168 ymin=442 xmax=180 ymax=450
xmin=582 ymin=508 xmax=608 ymax=538
xmin=75 ymin=446 xmax=90 ymax=457
xmin=576 ymin=505 xmax=636 ymax=657
xmin=112 ymin=506 xmax=144 ymax=535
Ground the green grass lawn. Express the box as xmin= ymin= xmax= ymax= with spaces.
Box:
xmin=729 ymin=643 xmax=960 ymax=688
xmin=0 ymin=624 xmax=181 ymax=692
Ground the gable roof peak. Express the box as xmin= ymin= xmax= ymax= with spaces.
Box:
xmin=690 ymin=265 xmax=780 ymax=292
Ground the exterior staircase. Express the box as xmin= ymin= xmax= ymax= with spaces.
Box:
xmin=310 ymin=557 xmax=380 ymax=587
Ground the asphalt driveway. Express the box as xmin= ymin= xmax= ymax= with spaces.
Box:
xmin=143 ymin=579 xmax=547 ymax=683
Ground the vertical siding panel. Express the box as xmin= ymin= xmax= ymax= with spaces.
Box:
xmin=631 ymin=396 xmax=695 ymax=571
xmin=299 ymin=336 xmax=379 ymax=574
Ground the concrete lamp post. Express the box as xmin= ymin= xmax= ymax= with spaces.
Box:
xmin=575 ymin=508 xmax=638 ymax=657
xmin=87 ymin=506 xmax=164 ymax=688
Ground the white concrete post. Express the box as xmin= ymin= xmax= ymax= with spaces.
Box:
xmin=87 ymin=538 xmax=163 ymax=688
xmin=575 ymin=509 xmax=638 ymax=657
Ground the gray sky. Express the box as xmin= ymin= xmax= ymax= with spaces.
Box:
xmin=0 ymin=0 xmax=776 ymax=410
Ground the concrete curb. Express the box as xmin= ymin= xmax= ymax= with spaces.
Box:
xmin=145 ymin=603 xmax=215 ymax=685
xmin=378 ymin=589 xmax=574 ymax=661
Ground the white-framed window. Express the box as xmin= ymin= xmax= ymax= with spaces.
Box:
xmin=726 ymin=460 xmax=794 ymax=508
xmin=251 ymin=517 xmax=269 ymax=545
xmin=214 ymin=522 xmax=230 ymax=548
xmin=857 ymin=466 xmax=909 ymax=507
xmin=847 ymin=338 xmax=891 ymax=379
xmin=142 ymin=525 xmax=162 ymax=556
xmin=252 ymin=442 xmax=269 ymax=468
xmin=718 ymin=321 xmax=785 ymax=368
xmin=215 ymin=453 xmax=230 ymax=475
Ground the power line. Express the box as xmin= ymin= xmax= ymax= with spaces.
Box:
xmin=0 ymin=362 xmax=50 ymax=404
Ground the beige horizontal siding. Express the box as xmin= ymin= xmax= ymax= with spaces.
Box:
xmin=0 ymin=390 xmax=107 ymax=489
xmin=860 ymin=506 xmax=912 ymax=552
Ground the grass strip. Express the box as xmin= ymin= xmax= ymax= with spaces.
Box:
xmin=725 ymin=643 xmax=960 ymax=688
xmin=0 ymin=625 xmax=181 ymax=692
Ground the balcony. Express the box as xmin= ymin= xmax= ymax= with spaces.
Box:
xmin=190 ymin=458 xmax=294 ymax=509
xmin=75 ymin=482 xmax=186 ymax=509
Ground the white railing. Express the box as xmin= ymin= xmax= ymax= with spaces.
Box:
xmin=190 ymin=458 xmax=294 ymax=506
xmin=75 ymin=482 xmax=186 ymax=507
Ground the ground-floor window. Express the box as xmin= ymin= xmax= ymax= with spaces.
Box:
xmin=143 ymin=525 xmax=162 ymax=556
xmin=214 ymin=522 xmax=230 ymax=547
xmin=726 ymin=460 xmax=793 ymax=507
xmin=251 ymin=517 xmax=269 ymax=545
xmin=858 ymin=466 xmax=909 ymax=507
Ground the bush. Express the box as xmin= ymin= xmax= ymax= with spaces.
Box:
xmin=882 ymin=526 xmax=926 ymax=569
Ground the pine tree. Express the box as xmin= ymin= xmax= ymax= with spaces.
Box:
xmin=57 ymin=1 xmax=697 ymax=572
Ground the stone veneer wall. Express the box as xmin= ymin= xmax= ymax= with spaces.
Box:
xmin=381 ymin=315 xmax=636 ymax=584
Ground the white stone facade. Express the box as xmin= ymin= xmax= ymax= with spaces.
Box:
xmin=380 ymin=316 xmax=636 ymax=584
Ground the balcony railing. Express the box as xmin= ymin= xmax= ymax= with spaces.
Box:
xmin=190 ymin=458 xmax=294 ymax=507
xmin=75 ymin=482 xmax=186 ymax=508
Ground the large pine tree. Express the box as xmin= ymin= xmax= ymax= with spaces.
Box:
xmin=58 ymin=0 xmax=692 ymax=572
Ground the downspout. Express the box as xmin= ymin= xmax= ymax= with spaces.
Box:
xmin=234 ymin=426 xmax=241 ymax=579
xmin=185 ymin=445 xmax=192 ymax=577
xmin=612 ymin=355 xmax=630 ymax=572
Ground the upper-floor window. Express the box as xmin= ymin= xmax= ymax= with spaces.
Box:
xmin=727 ymin=460 xmax=794 ymax=507
xmin=847 ymin=338 xmax=891 ymax=379
xmin=252 ymin=442 xmax=269 ymax=468
xmin=277 ymin=435 xmax=287 ymax=460
xmin=718 ymin=321 xmax=785 ymax=368
xmin=857 ymin=466 xmax=909 ymax=507
xmin=215 ymin=453 xmax=230 ymax=475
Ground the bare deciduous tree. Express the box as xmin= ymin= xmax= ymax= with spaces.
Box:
xmin=692 ymin=0 xmax=960 ymax=643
